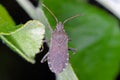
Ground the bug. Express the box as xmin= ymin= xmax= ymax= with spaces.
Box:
xmin=41 ymin=4 xmax=80 ymax=74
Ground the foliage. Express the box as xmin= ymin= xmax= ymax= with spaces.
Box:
xmin=0 ymin=0 xmax=120 ymax=80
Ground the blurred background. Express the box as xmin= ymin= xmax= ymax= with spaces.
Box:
xmin=0 ymin=0 xmax=120 ymax=80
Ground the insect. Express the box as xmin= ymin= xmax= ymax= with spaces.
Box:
xmin=41 ymin=4 xmax=80 ymax=74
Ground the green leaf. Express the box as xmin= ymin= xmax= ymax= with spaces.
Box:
xmin=16 ymin=0 xmax=52 ymax=42
xmin=43 ymin=0 xmax=120 ymax=80
xmin=0 ymin=20 xmax=45 ymax=63
xmin=0 ymin=5 xmax=21 ymax=34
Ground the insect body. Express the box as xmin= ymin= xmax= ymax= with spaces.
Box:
xmin=47 ymin=22 xmax=69 ymax=73
xmin=41 ymin=4 xmax=80 ymax=74
xmin=41 ymin=22 xmax=69 ymax=74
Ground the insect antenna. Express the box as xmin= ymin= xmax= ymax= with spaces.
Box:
xmin=42 ymin=4 xmax=59 ymax=23
xmin=63 ymin=14 xmax=81 ymax=24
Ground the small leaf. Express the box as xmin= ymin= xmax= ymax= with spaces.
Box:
xmin=0 ymin=20 xmax=45 ymax=63
xmin=0 ymin=5 xmax=21 ymax=34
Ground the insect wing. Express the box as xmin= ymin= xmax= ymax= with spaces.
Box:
xmin=48 ymin=31 xmax=68 ymax=73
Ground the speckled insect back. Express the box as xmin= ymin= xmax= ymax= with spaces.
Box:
xmin=41 ymin=4 xmax=80 ymax=74
xmin=47 ymin=22 xmax=69 ymax=73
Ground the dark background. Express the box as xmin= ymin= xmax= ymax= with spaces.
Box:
xmin=0 ymin=0 xmax=119 ymax=80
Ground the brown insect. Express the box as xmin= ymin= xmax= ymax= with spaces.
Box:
xmin=41 ymin=4 xmax=80 ymax=74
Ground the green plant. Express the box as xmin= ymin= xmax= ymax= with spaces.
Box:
xmin=0 ymin=0 xmax=120 ymax=80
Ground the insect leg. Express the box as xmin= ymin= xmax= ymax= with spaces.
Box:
xmin=43 ymin=39 xmax=50 ymax=43
xmin=40 ymin=44 xmax=44 ymax=52
xmin=69 ymin=48 xmax=77 ymax=58
xmin=68 ymin=48 xmax=77 ymax=53
xmin=68 ymin=38 xmax=71 ymax=41
xmin=41 ymin=53 xmax=49 ymax=63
